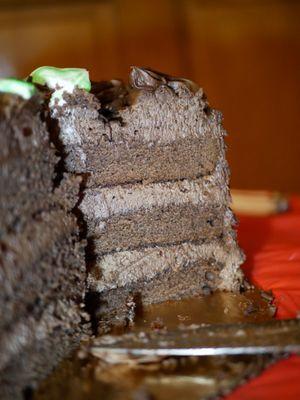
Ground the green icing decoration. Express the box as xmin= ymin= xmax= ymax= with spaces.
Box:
xmin=0 ymin=78 xmax=36 ymax=99
xmin=30 ymin=66 xmax=91 ymax=92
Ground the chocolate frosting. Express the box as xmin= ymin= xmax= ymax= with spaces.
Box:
xmin=129 ymin=66 xmax=199 ymax=94
xmin=91 ymin=80 xmax=130 ymax=110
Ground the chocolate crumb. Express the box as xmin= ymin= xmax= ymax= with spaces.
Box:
xmin=205 ymin=271 xmax=215 ymax=281
xmin=202 ymin=286 xmax=212 ymax=296
xmin=244 ymin=302 xmax=259 ymax=316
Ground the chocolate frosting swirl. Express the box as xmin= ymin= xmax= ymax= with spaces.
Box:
xmin=129 ymin=66 xmax=199 ymax=94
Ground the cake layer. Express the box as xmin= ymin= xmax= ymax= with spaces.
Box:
xmin=78 ymin=134 xmax=220 ymax=188
xmin=88 ymin=236 xmax=244 ymax=295
xmin=52 ymin=76 xmax=223 ymax=187
xmin=93 ymin=205 xmax=224 ymax=254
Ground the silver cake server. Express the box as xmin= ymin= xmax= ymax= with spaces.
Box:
xmin=90 ymin=319 xmax=300 ymax=359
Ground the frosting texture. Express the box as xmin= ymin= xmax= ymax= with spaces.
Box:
xmin=30 ymin=66 xmax=91 ymax=106
xmin=129 ymin=66 xmax=199 ymax=94
xmin=0 ymin=78 xmax=36 ymax=100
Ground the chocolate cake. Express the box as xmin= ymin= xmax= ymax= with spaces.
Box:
xmin=0 ymin=67 xmax=245 ymax=396
xmin=38 ymin=66 xmax=245 ymax=326
xmin=0 ymin=84 xmax=87 ymax=399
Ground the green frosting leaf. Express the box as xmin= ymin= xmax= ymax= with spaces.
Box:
xmin=30 ymin=66 xmax=91 ymax=92
xmin=0 ymin=78 xmax=36 ymax=100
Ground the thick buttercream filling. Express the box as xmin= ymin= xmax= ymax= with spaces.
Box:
xmin=88 ymin=238 xmax=243 ymax=293
xmin=80 ymin=169 xmax=227 ymax=222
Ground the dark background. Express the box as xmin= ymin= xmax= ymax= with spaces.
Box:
xmin=0 ymin=0 xmax=299 ymax=192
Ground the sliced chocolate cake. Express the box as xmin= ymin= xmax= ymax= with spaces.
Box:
xmin=30 ymin=67 xmax=245 ymax=327
xmin=0 ymin=81 xmax=87 ymax=399
xmin=0 ymin=67 xmax=245 ymax=396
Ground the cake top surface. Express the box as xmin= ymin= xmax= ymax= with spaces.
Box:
xmin=90 ymin=67 xmax=204 ymax=112
xmin=25 ymin=65 xmax=205 ymax=110
xmin=0 ymin=66 xmax=204 ymax=108
xmin=0 ymin=66 xmax=217 ymax=151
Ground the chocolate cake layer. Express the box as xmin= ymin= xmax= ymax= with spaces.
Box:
xmin=92 ymin=204 xmax=224 ymax=254
xmin=52 ymin=77 xmax=223 ymax=187
xmin=80 ymin=165 xmax=230 ymax=253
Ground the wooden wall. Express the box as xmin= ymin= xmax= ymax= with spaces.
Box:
xmin=0 ymin=0 xmax=299 ymax=192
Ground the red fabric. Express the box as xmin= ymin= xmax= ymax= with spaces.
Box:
xmin=227 ymin=196 xmax=300 ymax=400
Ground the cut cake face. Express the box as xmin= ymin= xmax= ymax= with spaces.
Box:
xmin=48 ymin=67 xmax=245 ymax=323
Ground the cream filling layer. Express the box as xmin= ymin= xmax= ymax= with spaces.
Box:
xmin=88 ymin=237 xmax=244 ymax=293
xmin=80 ymin=170 xmax=227 ymax=222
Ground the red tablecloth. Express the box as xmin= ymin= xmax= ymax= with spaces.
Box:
xmin=228 ymin=196 xmax=300 ymax=400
